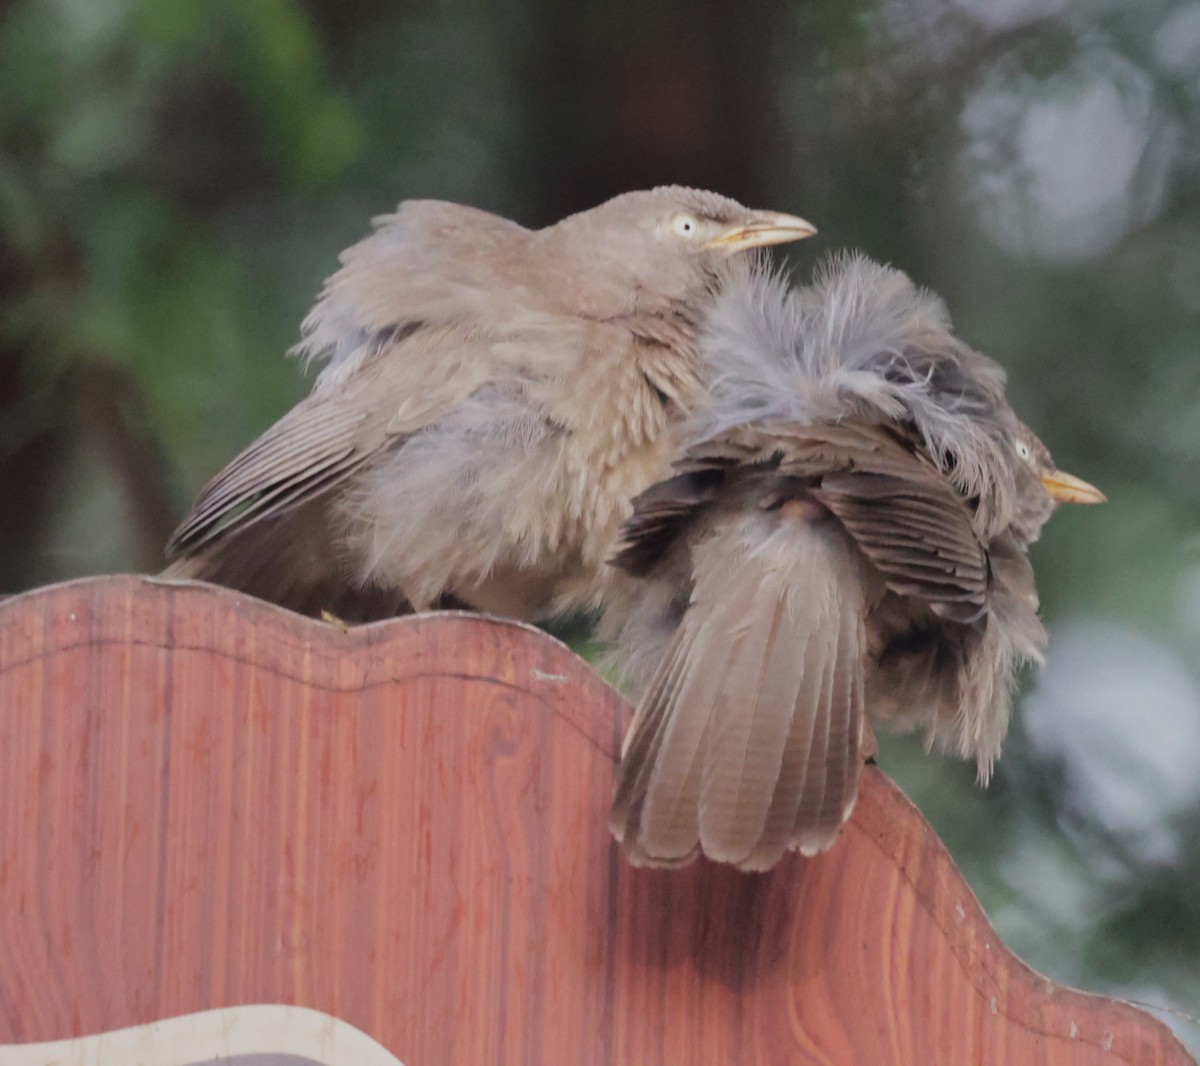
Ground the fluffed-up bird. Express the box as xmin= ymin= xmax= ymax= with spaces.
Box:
xmin=163 ymin=188 xmax=816 ymax=621
xmin=606 ymin=253 xmax=1104 ymax=870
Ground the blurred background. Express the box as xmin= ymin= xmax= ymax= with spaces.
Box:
xmin=2 ymin=0 xmax=1198 ymax=1047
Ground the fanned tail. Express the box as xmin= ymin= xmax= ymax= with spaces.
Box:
xmin=610 ymin=509 xmax=870 ymax=870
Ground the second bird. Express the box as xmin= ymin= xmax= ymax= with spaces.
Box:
xmin=164 ymin=187 xmax=815 ymax=621
xmin=606 ymin=254 xmax=1104 ymax=870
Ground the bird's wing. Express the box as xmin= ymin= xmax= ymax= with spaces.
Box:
xmin=610 ymin=427 xmax=772 ymax=576
xmin=166 ymin=322 xmax=498 ymax=560
xmin=706 ymin=420 xmax=989 ymax=622
xmin=614 ymin=419 xmax=988 ymax=625
xmin=161 ymin=497 xmax=413 ymax=622
xmin=776 ymin=422 xmax=990 ymax=624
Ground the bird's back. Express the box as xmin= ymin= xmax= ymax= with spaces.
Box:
xmin=164 ymin=198 xmax=704 ymax=622
xmin=606 ymin=254 xmax=1047 ymax=869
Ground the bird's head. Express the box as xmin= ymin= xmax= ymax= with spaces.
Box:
xmin=536 ymin=186 xmax=816 ymax=315
xmin=1008 ymin=423 xmax=1105 ymax=545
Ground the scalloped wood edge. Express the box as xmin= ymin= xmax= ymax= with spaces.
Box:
xmin=0 ymin=575 xmax=1192 ymax=1065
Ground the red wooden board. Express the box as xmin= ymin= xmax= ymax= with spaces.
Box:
xmin=0 ymin=576 xmax=1192 ymax=1064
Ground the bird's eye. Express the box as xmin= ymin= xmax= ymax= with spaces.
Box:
xmin=671 ymin=214 xmax=700 ymax=238
xmin=1016 ymin=440 xmax=1032 ymax=461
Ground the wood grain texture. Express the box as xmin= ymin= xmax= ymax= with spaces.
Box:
xmin=0 ymin=575 xmax=1191 ymax=1065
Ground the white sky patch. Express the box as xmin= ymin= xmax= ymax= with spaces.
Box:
xmin=959 ymin=51 xmax=1177 ymax=261
xmin=1018 ymin=79 xmax=1149 ymax=226
xmin=1155 ymin=2 xmax=1200 ymax=75
xmin=1023 ymin=620 xmax=1200 ymax=864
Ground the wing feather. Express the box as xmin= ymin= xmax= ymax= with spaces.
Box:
xmin=166 ymin=325 xmax=497 ymax=560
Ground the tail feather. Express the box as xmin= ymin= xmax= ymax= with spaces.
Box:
xmin=610 ymin=626 xmax=704 ymax=860
xmin=617 ymin=576 xmax=762 ymax=865
xmin=739 ymin=598 xmax=832 ymax=869
xmin=697 ymin=582 xmax=794 ymax=865
xmin=791 ymin=638 xmax=833 ymax=855
xmin=612 ymin=510 xmax=870 ymax=870
xmin=793 ymin=608 xmax=865 ymax=855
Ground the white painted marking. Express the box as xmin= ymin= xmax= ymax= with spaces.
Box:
xmin=0 ymin=1004 xmax=406 ymax=1066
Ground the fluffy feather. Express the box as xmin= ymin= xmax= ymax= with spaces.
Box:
xmin=697 ymin=254 xmax=1017 ymax=538
xmin=607 ymin=252 xmax=1058 ymax=868
xmin=167 ymin=187 xmax=803 ymax=621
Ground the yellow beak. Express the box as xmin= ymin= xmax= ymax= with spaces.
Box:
xmin=1041 ymin=470 xmax=1106 ymax=504
xmin=704 ymin=210 xmax=817 ymax=253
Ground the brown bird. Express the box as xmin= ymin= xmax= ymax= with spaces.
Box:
xmin=163 ymin=188 xmax=815 ymax=621
xmin=606 ymin=254 xmax=1104 ymax=870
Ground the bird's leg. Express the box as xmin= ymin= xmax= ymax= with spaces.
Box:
xmin=320 ymin=609 xmax=352 ymax=632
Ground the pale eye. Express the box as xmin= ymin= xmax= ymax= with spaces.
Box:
xmin=672 ymin=213 xmax=700 ymax=239
xmin=1016 ymin=440 xmax=1032 ymax=461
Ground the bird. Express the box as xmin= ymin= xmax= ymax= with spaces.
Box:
xmin=605 ymin=253 xmax=1104 ymax=871
xmin=162 ymin=187 xmax=816 ymax=622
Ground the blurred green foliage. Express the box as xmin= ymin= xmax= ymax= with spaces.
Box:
xmin=2 ymin=0 xmax=1199 ymax=1048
